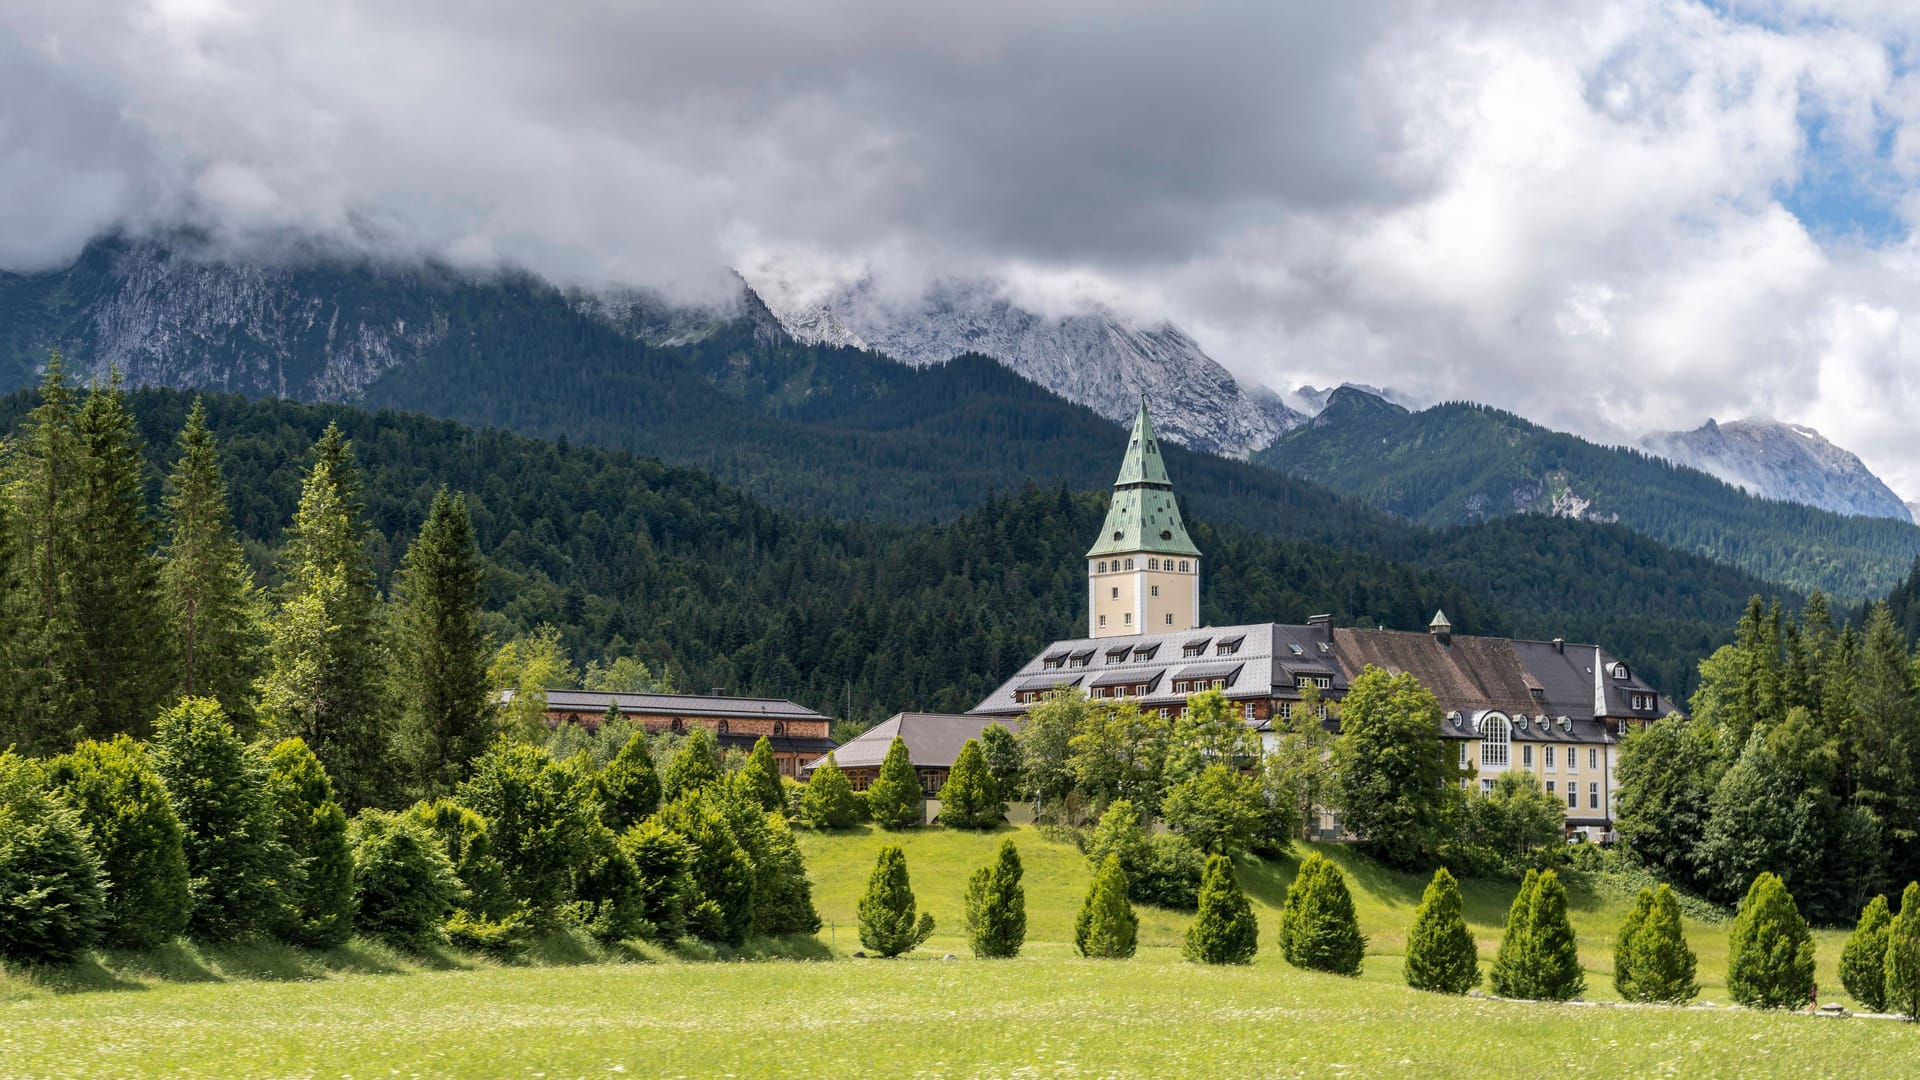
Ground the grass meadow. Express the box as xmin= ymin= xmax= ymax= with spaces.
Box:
xmin=3 ymin=825 xmax=1915 ymax=1078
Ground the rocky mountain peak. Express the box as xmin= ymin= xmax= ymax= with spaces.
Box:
xmin=1642 ymin=417 xmax=1913 ymax=523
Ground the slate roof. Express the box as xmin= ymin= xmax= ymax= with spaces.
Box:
xmin=531 ymin=689 xmax=830 ymax=723
xmin=1086 ymin=401 xmax=1201 ymax=559
xmin=804 ymin=713 xmax=1024 ymax=772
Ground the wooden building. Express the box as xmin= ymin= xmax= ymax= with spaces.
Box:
xmin=521 ymin=689 xmax=838 ymax=778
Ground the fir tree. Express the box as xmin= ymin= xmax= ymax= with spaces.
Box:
xmin=390 ymin=489 xmax=493 ymax=796
xmin=263 ymin=738 xmax=357 ymax=947
xmin=151 ymin=698 xmax=289 ymax=942
xmin=1840 ymin=894 xmax=1892 ymax=1013
xmin=857 ymin=845 xmax=934 ymax=957
xmin=1522 ymin=870 xmax=1585 ymax=1001
xmin=964 ymin=837 xmax=1026 ymax=959
xmin=938 ymin=738 xmax=1002 ymax=829
xmin=1278 ymin=852 xmax=1364 ymax=975
xmin=1727 ymin=872 xmax=1816 ymax=1009
xmin=8 ymin=356 xmax=84 ymax=753
xmin=1612 ymin=887 xmax=1653 ymax=1002
xmin=653 ymin=789 xmax=755 ymax=945
xmin=1185 ymin=853 xmax=1259 ymax=965
xmin=1404 ymin=867 xmax=1478 ymax=994
xmin=1616 ymin=885 xmax=1696 ymax=1004
xmin=866 ymin=736 xmax=924 ymax=829
xmin=1075 ymin=853 xmax=1138 ymax=959
xmin=739 ymin=736 xmax=785 ymax=813
xmin=159 ymin=397 xmax=263 ymax=730
xmin=1489 ymin=869 xmax=1541 ymax=999
xmin=662 ymin=725 xmax=722 ymax=802
xmin=799 ymin=752 xmax=858 ymax=829
xmin=45 ymin=736 xmax=192 ymax=950
xmin=619 ymin=818 xmax=693 ymax=942
xmin=597 ymin=728 xmax=662 ymax=830
xmin=1887 ymin=881 xmax=1920 ymax=1020
xmin=744 ymin=807 xmax=821 ymax=937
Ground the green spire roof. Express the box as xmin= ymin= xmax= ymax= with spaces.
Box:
xmin=1086 ymin=399 xmax=1201 ymax=559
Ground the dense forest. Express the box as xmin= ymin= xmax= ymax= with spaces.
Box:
xmin=1256 ymin=388 xmax=1920 ymax=599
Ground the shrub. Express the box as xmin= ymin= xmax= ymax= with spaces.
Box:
xmin=348 ymin=809 xmax=462 ymax=949
xmin=1185 ymin=854 xmax=1258 ymax=965
xmin=456 ymin=742 xmax=604 ymax=921
xmin=1278 ymin=853 xmax=1365 ymax=976
xmin=1075 ymin=854 xmax=1138 ymax=959
xmin=1841 ymin=894 xmax=1892 ymax=1013
xmin=1405 ymin=867 xmax=1477 ymax=994
xmin=263 ymin=738 xmax=356 ymax=947
xmin=596 ymin=731 xmax=661 ymax=830
xmin=151 ymin=697 xmax=288 ymax=942
xmin=866 ymin=737 xmax=923 ymax=829
xmin=938 ymin=739 xmax=1003 ymax=829
xmin=568 ymin=827 xmax=647 ymax=944
xmin=965 ymin=837 xmax=1026 ymax=959
xmin=1084 ymin=801 xmax=1203 ymax=910
xmin=1616 ymin=885 xmax=1696 ymax=1003
xmin=738 ymin=800 xmax=821 ymax=937
xmin=1887 ymin=881 xmax=1920 ymax=1020
xmin=46 ymin=736 xmax=191 ymax=950
xmin=407 ymin=798 xmax=512 ymax=920
xmin=661 ymin=726 xmax=722 ymax=802
xmin=0 ymin=754 xmax=107 ymax=964
xmin=800 ymin=753 xmax=859 ymax=829
xmin=858 ymin=845 xmax=934 ymax=957
xmin=1727 ymin=872 xmax=1815 ymax=1009
xmin=738 ymin=737 xmax=786 ymax=814
xmin=1489 ymin=869 xmax=1541 ymax=999
xmin=620 ymin=819 xmax=693 ymax=942
xmin=1523 ymin=870 xmax=1585 ymax=1001
xmin=1162 ymin=764 xmax=1264 ymax=857
xmin=654 ymin=789 xmax=754 ymax=945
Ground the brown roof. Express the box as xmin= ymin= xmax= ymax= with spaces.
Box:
xmin=803 ymin=712 xmax=1022 ymax=772
xmin=1331 ymin=627 xmax=1539 ymax=717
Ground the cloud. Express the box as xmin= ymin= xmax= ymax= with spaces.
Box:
xmin=5 ymin=0 xmax=1920 ymax=494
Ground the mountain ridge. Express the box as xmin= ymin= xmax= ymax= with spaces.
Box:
xmin=1642 ymin=417 xmax=1912 ymax=524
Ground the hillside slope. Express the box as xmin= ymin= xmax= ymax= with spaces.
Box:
xmin=1644 ymin=418 xmax=1913 ymax=523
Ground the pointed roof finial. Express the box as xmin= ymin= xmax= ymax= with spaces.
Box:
xmin=1113 ymin=396 xmax=1171 ymax=487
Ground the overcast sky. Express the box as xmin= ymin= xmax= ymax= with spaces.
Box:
xmin=7 ymin=1 xmax=1920 ymax=495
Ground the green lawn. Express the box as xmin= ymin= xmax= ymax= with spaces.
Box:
xmin=2 ymin=826 xmax=1910 ymax=1078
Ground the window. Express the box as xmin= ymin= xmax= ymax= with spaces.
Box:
xmin=1544 ymin=747 xmax=1555 ymax=769
xmin=1044 ymin=658 xmax=1063 ymax=671
xmin=1480 ymin=716 xmax=1509 ymax=768
xmin=1099 ymin=615 xmax=1107 ymax=628
xmin=1522 ymin=745 xmax=1533 ymax=767
xmin=1481 ymin=778 xmax=1494 ymax=793
xmin=1243 ymin=702 xmax=1256 ymax=721
xmin=1589 ymin=748 xmax=1599 ymax=771
xmin=773 ymin=722 xmax=785 ymax=736
xmin=1631 ymin=693 xmax=1654 ymax=710
xmin=1124 ymin=613 xmax=1132 ymax=625
xmin=1567 ymin=788 xmax=1578 ymax=809
xmin=1165 ymin=613 xmax=1174 ymax=625
xmin=1111 ymin=587 xmax=1120 ymax=600
xmin=1316 ymin=702 xmax=1328 ymax=720
xmin=1565 ymin=748 xmax=1576 ymax=773
xmin=1530 ymin=687 xmax=1544 ymax=701
xmin=1125 ymin=558 xmax=1134 ymax=570
xmin=1180 ymin=561 xmax=1190 ymax=572
xmin=670 ymin=718 xmax=685 ymax=733
xmin=1589 ymin=782 xmax=1600 ymax=809
xmin=1279 ymin=701 xmax=1294 ymax=720
xmin=1151 ymin=585 xmax=1160 ymax=597
xmin=1148 ymin=558 xmax=1159 ymax=570
xmin=1159 ymin=708 xmax=1170 ymax=719
xmin=716 ymin=720 xmax=729 ymax=736
xmin=1459 ymin=742 xmax=1470 ymax=769
xmin=1546 ymin=781 xmax=1555 ymax=795
xmin=1097 ymin=561 xmax=1107 ymax=573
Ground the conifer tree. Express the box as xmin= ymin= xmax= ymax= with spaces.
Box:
xmin=1522 ymin=870 xmax=1585 ymax=1001
xmin=799 ymin=752 xmax=858 ymax=829
xmin=857 ymin=845 xmax=934 ymax=957
xmin=1075 ymin=853 xmax=1138 ymax=959
xmin=151 ymin=697 xmax=289 ymax=942
xmin=347 ymin=808 xmax=462 ymax=950
xmin=159 ymin=398 xmax=263 ymax=729
xmin=964 ymin=837 xmax=1026 ymax=958
xmin=0 ymin=752 xmax=107 ymax=965
xmin=1886 ymin=881 xmax=1920 ymax=1020
xmin=1616 ymin=885 xmax=1696 ymax=1004
xmin=653 ymin=788 xmax=755 ymax=945
xmin=1405 ymin=867 xmax=1478 ymax=994
xmin=743 ymin=807 xmax=821 ymax=937
xmin=1727 ymin=872 xmax=1816 ymax=1009
xmin=866 ymin=735 xmax=924 ymax=829
xmin=1278 ymin=852 xmax=1364 ymax=975
xmin=739 ymin=736 xmax=786 ymax=813
xmin=1490 ymin=869 xmax=1541 ymax=998
xmin=1613 ymin=887 xmax=1653 ymax=1002
xmin=263 ymin=738 xmax=357 ymax=947
xmin=662 ymin=725 xmax=722 ymax=802
xmin=407 ymin=797 xmax=513 ymax=922
xmin=390 ymin=489 xmax=493 ymax=796
xmin=46 ymin=736 xmax=192 ymax=950
xmin=597 ymin=728 xmax=662 ymax=830
xmin=1841 ymin=894 xmax=1892 ymax=1013
xmin=457 ymin=742 xmax=607 ymax=925
xmin=939 ymin=738 xmax=1002 ymax=829
xmin=619 ymin=818 xmax=693 ymax=942
xmin=1185 ymin=853 xmax=1259 ymax=965
xmin=8 ymin=356 xmax=84 ymax=753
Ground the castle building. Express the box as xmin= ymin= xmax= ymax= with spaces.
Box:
xmin=1086 ymin=400 xmax=1201 ymax=638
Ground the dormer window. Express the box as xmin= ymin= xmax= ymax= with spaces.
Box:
xmin=1631 ymin=692 xmax=1654 ymax=710
xmin=1530 ymin=687 xmax=1544 ymax=701
xmin=1611 ymin=662 xmax=1630 ymax=680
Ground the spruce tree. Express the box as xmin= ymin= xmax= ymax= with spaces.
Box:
xmin=45 ymin=736 xmax=192 ymax=950
xmin=1886 ymin=881 xmax=1920 ymax=1020
xmin=151 ymin=698 xmax=289 ymax=942
xmin=1522 ymin=870 xmax=1585 ymax=1001
xmin=8 ymin=356 xmax=84 ymax=753
xmin=618 ymin=818 xmax=693 ymax=942
xmin=597 ymin=728 xmax=663 ymax=830
xmin=1405 ymin=867 xmax=1478 ymax=994
xmin=1278 ymin=852 xmax=1365 ymax=975
xmin=263 ymin=738 xmax=357 ymax=947
xmin=1075 ymin=854 xmax=1138 ymax=959
xmin=938 ymin=738 xmax=1002 ymax=829
xmin=744 ymin=807 xmax=821 ymax=937
xmin=964 ymin=837 xmax=1026 ymax=958
xmin=739 ymin=736 xmax=786 ymax=813
xmin=1727 ymin=872 xmax=1816 ymax=1009
xmin=1841 ymin=894 xmax=1892 ymax=1013
xmin=390 ymin=489 xmax=493 ymax=796
xmin=1618 ymin=885 xmax=1696 ymax=1003
xmin=661 ymin=725 xmax=722 ymax=802
xmin=1185 ymin=853 xmax=1259 ymax=965
xmin=0 ymin=751 xmax=108 ymax=964
xmin=857 ymin=845 xmax=934 ymax=957
xmin=1489 ymin=869 xmax=1541 ymax=998
xmin=799 ymin=752 xmax=858 ymax=829
xmin=159 ymin=398 xmax=263 ymax=730
xmin=1612 ymin=887 xmax=1653 ymax=1002
xmin=866 ymin=735 xmax=923 ymax=829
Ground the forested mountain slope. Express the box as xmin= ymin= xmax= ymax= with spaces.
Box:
xmin=1254 ymin=388 xmax=1920 ymax=599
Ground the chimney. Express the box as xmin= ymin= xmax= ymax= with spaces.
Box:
xmin=710 ymin=687 xmax=727 ymax=697
xmin=1307 ymin=614 xmax=1333 ymax=642
xmin=1552 ymin=638 xmax=1565 ymax=654
xmin=1428 ymin=609 xmax=1453 ymax=648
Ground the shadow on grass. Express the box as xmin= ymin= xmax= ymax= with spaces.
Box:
xmin=100 ymin=939 xmax=223 ymax=984
xmin=197 ymin=939 xmax=326 ymax=982
xmin=317 ymin=940 xmax=416 ymax=976
xmin=9 ymin=953 xmax=150 ymax=995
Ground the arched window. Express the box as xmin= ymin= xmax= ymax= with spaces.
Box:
xmin=716 ymin=720 xmax=729 ymax=736
xmin=1478 ymin=713 xmax=1510 ymax=768
xmin=1124 ymin=558 xmax=1134 ymax=570
xmin=1097 ymin=561 xmax=1107 ymax=574
xmin=773 ymin=721 xmax=786 ymax=736
xmin=670 ymin=718 xmax=685 ymax=734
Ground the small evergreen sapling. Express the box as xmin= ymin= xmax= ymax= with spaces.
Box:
xmin=1184 ymin=853 xmax=1259 ymax=965
xmin=0 ymin=753 xmax=107 ymax=965
xmin=740 ymin=737 xmax=786 ymax=813
xmin=964 ymin=837 xmax=1027 ymax=958
xmin=1523 ymin=870 xmax=1585 ymax=1001
xmin=938 ymin=739 xmax=1002 ymax=829
xmin=1404 ymin=867 xmax=1478 ymax=994
xmin=1840 ymin=894 xmax=1892 ymax=1013
xmin=661 ymin=726 xmax=722 ymax=802
xmin=1612 ymin=887 xmax=1653 ymax=1001
xmin=45 ymin=736 xmax=192 ymax=950
xmin=866 ymin=736 xmax=924 ymax=829
xmin=857 ymin=845 xmax=934 ymax=956
xmin=1278 ymin=852 xmax=1365 ymax=976
xmin=1727 ymin=872 xmax=1816 ymax=1009
xmin=799 ymin=753 xmax=859 ymax=829
xmin=1075 ymin=854 xmax=1138 ymax=959
xmin=596 ymin=728 xmax=662 ymax=830
xmin=1489 ymin=869 xmax=1541 ymax=999
xmin=1886 ymin=881 xmax=1920 ymax=1020
xmin=1618 ymin=885 xmax=1698 ymax=1004
xmin=263 ymin=737 xmax=357 ymax=947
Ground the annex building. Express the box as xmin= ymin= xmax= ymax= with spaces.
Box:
xmin=525 ymin=689 xmax=838 ymax=778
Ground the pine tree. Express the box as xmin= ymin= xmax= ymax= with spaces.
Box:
xmin=1405 ymin=867 xmax=1478 ymax=994
xmin=739 ymin=736 xmax=785 ymax=813
xmin=938 ymin=738 xmax=1002 ymax=829
xmin=1617 ymin=885 xmax=1696 ymax=1004
xmin=263 ymin=738 xmax=357 ymax=947
xmin=1887 ymin=881 xmax=1920 ymax=1020
xmin=45 ymin=736 xmax=192 ymax=950
xmin=964 ymin=837 xmax=1026 ymax=958
xmin=866 ymin=736 xmax=924 ymax=829
xmin=1727 ymin=872 xmax=1816 ymax=1009
xmin=799 ymin=752 xmax=858 ymax=829
xmin=1841 ymin=894 xmax=1892 ymax=1013
xmin=857 ymin=845 xmax=934 ymax=957
xmin=662 ymin=725 xmax=722 ymax=802
xmin=8 ymin=356 xmax=84 ymax=753
xmin=1075 ymin=853 xmax=1138 ymax=959
xmin=159 ymin=398 xmax=263 ymax=730
xmin=1278 ymin=852 xmax=1364 ymax=975
xmin=1489 ymin=869 xmax=1541 ymax=999
xmin=597 ymin=728 xmax=662 ymax=830
xmin=151 ymin=698 xmax=290 ymax=942
xmin=1185 ymin=853 xmax=1259 ymax=965
xmin=1522 ymin=870 xmax=1585 ymax=1001
xmin=390 ymin=489 xmax=493 ymax=796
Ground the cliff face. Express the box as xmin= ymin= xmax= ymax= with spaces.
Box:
xmin=1643 ymin=419 xmax=1913 ymax=523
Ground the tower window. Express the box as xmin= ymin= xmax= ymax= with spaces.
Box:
xmin=1099 ymin=615 xmax=1107 ymax=628
xmin=1125 ymin=558 xmax=1134 ymax=570
xmin=1165 ymin=613 xmax=1174 ymax=625
xmin=1151 ymin=585 xmax=1159 ymax=597
xmin=1180 ymin=561 xmax=1190 ymax=572
xmin=1097 ymin=561 xmax=1107 ymax=573
xmin=1111 ymin=587 xmax=1119 ymax=599
xmin=1150 ymin=558 xmax=1160 ymax=570
xmin=1123 ymin=613 xmax=1132 ymax=625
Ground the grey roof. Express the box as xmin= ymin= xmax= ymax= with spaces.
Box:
xmin=1089 ymin=669 xmax=1163 ymax=690
xmin=1171 ymin=661 xmax=1246 ymax=681
xmin=522 ymin=689 xmax=830 ymax=723
xmin=1015 ymin=673 xmax=1084 ymax=693
xmin=804 ymin=713 xmax=1024 ymax=772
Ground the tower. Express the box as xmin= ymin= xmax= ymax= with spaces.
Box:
xmin=1086 ymin=399 xmax=1202 ymax=638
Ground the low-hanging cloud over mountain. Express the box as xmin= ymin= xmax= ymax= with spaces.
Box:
xmin=7 ymin=0 xmax=1920 ymax=494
